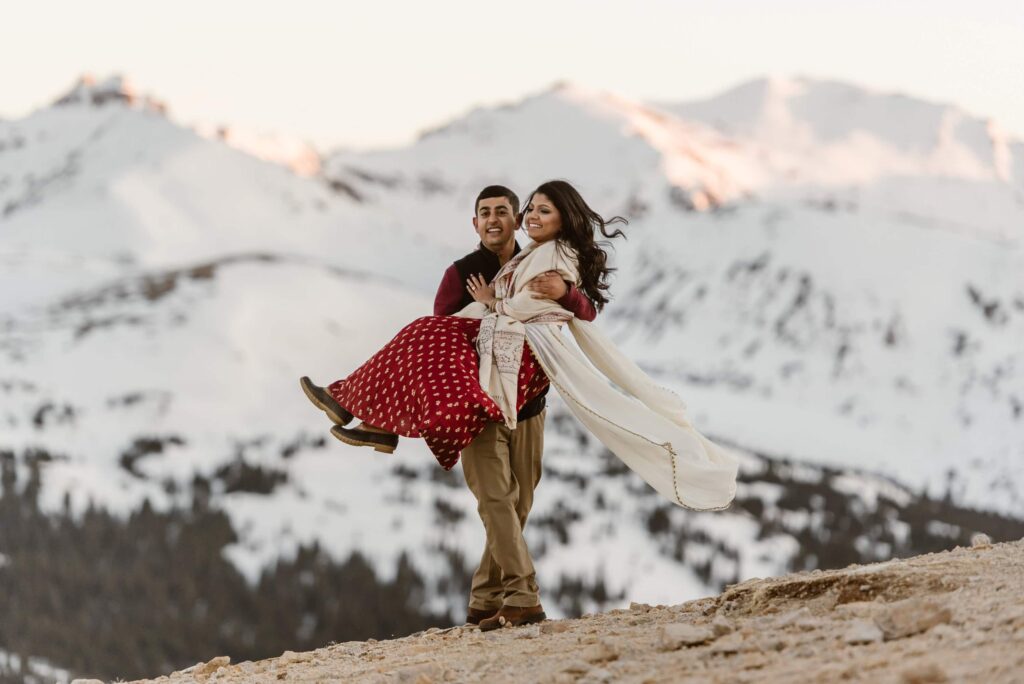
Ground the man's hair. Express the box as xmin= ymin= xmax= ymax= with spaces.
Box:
xmin=475 ymin=185 xmax=519 ymax=217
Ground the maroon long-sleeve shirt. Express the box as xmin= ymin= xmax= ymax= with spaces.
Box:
xmin=433 ymin=263 xmax=597 ymax=320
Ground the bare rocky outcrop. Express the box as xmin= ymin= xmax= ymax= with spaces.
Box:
xmin=52 ymin=74 xmax=168 ymax=113
xmin=129 ymin=538 xmax=1024 ymax=683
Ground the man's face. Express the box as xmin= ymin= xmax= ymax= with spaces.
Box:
xmin=473 ymin=196 xmax=517 ymax=253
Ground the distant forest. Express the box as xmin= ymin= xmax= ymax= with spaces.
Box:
xmin=0 ymin=449 xmax=451 ymax=682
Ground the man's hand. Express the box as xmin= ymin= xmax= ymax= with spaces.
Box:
xmin=466 ymin=273 xmax=497 ymax=307
xmin=527 ymin=271 xmax=568 ymax=300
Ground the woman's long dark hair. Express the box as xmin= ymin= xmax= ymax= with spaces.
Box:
xmin=521 ymin=180 xmax=626 ymax=312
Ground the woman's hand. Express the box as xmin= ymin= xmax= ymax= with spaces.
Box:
xmin=526 ymin=271 xmax=568 ymax=300
xmin=466 ymin=273 xmax=497 ymax=307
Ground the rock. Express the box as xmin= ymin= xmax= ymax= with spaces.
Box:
xmin=834 ymin=601 xmax=875 ymax=618
xmin=629 ymin=602 xmax=653 ymax=613
xmin=578 ymin=667 xmax=613 ymax=683
xmin=659 ymin=623 xmax=715 ymax=650
xmin=331 ymin=641 xmax=365 ymax=655
xmin=711 ymin=616 xmax=734 ymax=636
xmin=708 ymin=631 xmax=748 ymax=654
xmin=795 ymin=617 xmax=827 ymax=631
xmin=758 ymin=636 xmax=788 ymax=651
xmin=394 ymin=661 xmax=445 ymax=683
xmin=546 ymin=674 xmax=577 ymax=684
xmin=970 ymin=533 xmax=992 ymax=548
xmin=279 ymin=650 xmax=313 ymax=665
xmin=195 ymin=656 xmax=231 ymax=676
xmin=844 ymin=619 xmax=884 ymax=645
xmin=581 ymin=639 xmax=618 ymax=663
xmin=900 ymin=663 xmax=949 ymax=683
xmin=874 ymin=598 xmax=953 ymax=640
xmin=540 ymin=620 xmax=571 ymax=635
xmin=174 ymin=663 xmax=202 ymax=675
xmin=561 ymin=660 xmax=591 ymax=675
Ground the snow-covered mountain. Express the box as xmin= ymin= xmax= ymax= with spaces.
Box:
xmin=661 ymin=76 xmax=1024 ymax=241
xmin=2 ymin=73 xmax=1023 ymax=679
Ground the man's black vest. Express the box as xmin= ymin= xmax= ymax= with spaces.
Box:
xmin=453 ymin=242 xmax=547 ymax=422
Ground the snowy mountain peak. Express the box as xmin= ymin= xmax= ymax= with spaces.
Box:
xmin=533 ymin=80 xmax=626 ymax=107
xmin=52 ymin=74 xmax=168 ymax=115
xmin=666 ymin=75 xmax=1020 ymax=170
xmin=328 ymin=80 xmax=753 ymax=218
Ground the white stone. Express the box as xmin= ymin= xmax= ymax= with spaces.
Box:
xmin=711 ymin=616 xmax=735 ymax=636
xmin=708 ymin=631 xmax=748 ymax=654
xmin=971 ymin=533 xmax=993 ymax=548
xmin=844 ymin=619 xmax=884 ymax=645
xmin=874 ymin=598 xmax=953 ymax=640
xmin=660 ymin=622 xmax=715 ymax=650
xmin=280 ymin=650 xmax=313 ymax=664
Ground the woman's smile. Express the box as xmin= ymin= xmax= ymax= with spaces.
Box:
xmin=524 ymin=192 xmax=562 ymax=242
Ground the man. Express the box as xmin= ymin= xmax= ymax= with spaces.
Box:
xmin=433 ymin=185 xmax=595 ymax=631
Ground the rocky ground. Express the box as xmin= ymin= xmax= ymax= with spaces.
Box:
xmin=117 ymin=537 xmax=1024 ymax=684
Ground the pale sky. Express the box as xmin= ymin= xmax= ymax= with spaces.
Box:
xmin=2 ymin=0 xmax=1022 ymax=151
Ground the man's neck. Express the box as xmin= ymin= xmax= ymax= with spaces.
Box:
xmin=485 ymin=241 xmax=516 ymax=266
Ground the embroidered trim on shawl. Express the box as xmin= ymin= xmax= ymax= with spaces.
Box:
xmin=476 ymin=317 xmax=526 ymax=374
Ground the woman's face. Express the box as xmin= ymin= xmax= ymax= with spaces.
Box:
xmin=524 ymin=192 xmax=562 ymax=243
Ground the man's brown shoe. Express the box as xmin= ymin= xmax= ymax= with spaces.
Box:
xmin=465 ymin=607 xmax=499 ymax=625
xmin=478 ymin=604 xmax=546 ymax=632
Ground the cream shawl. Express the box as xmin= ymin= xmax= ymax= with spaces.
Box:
xmin=456 ymin=239 xmax=577 ymax=429
xmin=458 ymin=239 xmax=738 ymax=511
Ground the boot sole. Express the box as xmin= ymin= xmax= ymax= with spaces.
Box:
xmin=330 ymin=425 xmax=396 ymax=454
xmin=300 ymin=377 xmax=352 ymax=425
xmin=465 ymin=609 xmax=500 ymax=625
xmin=479 ymin=610 xmax=547 ymax=632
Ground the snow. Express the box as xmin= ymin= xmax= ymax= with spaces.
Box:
xmin=195 ymin=123 xmax=322 ymax=176
xmin=0 ymin=649 xmax=72 ymax=684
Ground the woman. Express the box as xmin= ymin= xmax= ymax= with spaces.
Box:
xmin=302 ymin=180 xmax=737 ymax=510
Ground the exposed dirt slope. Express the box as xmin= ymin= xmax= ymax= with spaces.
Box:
xmin=126 ymin=538 xmax=1024 ymax=683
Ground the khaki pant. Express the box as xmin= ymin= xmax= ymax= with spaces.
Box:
xmin=461 ymin=409 xmax=544 ymax=609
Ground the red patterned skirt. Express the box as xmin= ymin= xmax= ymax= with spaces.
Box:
xmin=328 ymin=316 xmax=549 ymax=469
